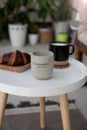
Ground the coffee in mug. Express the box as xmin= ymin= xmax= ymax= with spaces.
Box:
xmin=49 ymin=42 xmax=75 ymax=65
xmin=31 ymin=50 xmax=54 ymax=80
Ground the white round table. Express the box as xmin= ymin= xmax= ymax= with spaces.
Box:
xmin=0 ymin=58 xmax=87 ymax=130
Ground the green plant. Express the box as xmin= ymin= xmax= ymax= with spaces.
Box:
xmin=5 ymin=0 xmax=29 ymax=24
xmin=36 ymin=0 xmax=71 ymax=23
xmin=36 ymin=0 xmax=57 ymax=25
xmin=0 ymin=8 xmax=8 ymax=40
xmin=28 ymin=23 xmax=38 ymax=34
xmin=0 ymin=0 xmax=36 ymax=24
xmin=0 ymin=0 xmax=35 ymax=40
xmin=55 ymin=0 xmax=71 ymax=21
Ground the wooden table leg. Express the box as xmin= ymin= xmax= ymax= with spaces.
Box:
xmin=0 ymin=92 xmax=8 ymax=130
xmin=75 ymin=47 xmax=83 ymax=62
xmin=59 ymin=94 xmax=71 ymax=130
xmin=39 ymin=97 xmax=46 ymax=128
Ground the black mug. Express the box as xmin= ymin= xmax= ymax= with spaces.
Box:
xmin=49 ymin=41 xmax=75 ymax=62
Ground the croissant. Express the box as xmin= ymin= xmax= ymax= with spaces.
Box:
xmin=0 ymin=50 xmax=31 ymax=66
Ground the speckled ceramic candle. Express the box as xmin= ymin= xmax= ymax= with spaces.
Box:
xmin=31 ymin=50 xmax=54 ymax=80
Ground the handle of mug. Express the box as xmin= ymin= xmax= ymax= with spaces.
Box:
xmin=68 ymin=44 xmax=75 ymax=55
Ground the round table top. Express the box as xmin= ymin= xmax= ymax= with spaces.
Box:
xmin=0 ymin=58 xmax=87 ymax=97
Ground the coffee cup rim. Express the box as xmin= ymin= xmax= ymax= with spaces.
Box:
xmin=50 ymin=41 xmax=69 ymax=44
xmin=32 ymin=50 xmax=53 ymax=57
xmin=49 ymin=42 xmax=70 ymax=46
